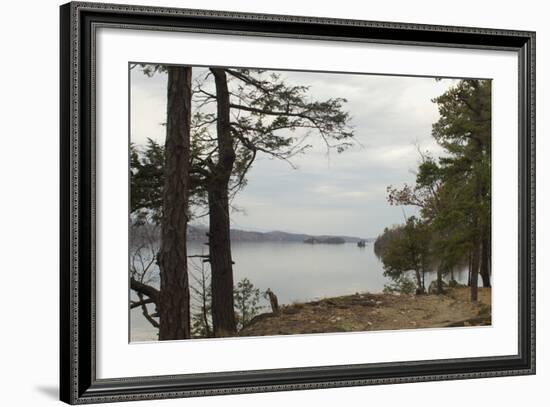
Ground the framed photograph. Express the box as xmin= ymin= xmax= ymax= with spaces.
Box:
xmin=60 ymin=1 xmax=535 ymax=404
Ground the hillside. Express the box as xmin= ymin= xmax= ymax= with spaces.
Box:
xmin=190 ymin=225 xmax=371 ymax=243
xmin=133 ymin=223 xmax=372 ymax=244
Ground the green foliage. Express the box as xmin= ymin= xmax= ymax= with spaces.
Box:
xmin=190 ymin=275 xmax=265 ymax=337
xmin=432 ymin=79 xmax=491 ymax=154
xmin=380 ymin=79 xmax=491 ymax=298
xmin=130 ymin=139 xmax=164 ymax=224
xmin=191 ymin=309 xmax=211 ymax=338
xmin=129 ymin=135 xmax=210 ymax=225
xmin=383 ymin=275 xmax=416 ymax=295
xmin=376 ymin=216 xmax=431 ymax=292
xmin=373 ymin=226 xmax=396 ymax=259
xmin=430 ymin=80 xmax=491 ymax=275
xmin=233 ymin=278 xmax=263 ymax=331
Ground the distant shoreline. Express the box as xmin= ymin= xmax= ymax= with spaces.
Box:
xmin=132 ymin=223 xmax=374 ymax=244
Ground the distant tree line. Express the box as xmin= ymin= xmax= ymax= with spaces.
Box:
xmin=374 ymin=79 xmax=491 ymax=302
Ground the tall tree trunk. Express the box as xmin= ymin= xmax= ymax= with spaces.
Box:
xmin=467 ymin=250 xmax=472 ymax=287
xmin=158 ymin=66 xmax=192 ymax=340
xmin=480 ymin=230 xmax=491 ymax=288
xmin=199 ymin=267 xmax=212 ymax=337
xmin=470 ymin=239 xmax=480 ymax=302
xmin=470 ymin=138 xmax=484 ymax=303
xmin=470 ymin=192 xmax=482 ymax=303
xmin=414 ymin=269 xmax=424 ymax=295
xmin=436 ymin=266 xmax=444 ymax=294
xmin=209 ymin=68 xmax=237 ymax=336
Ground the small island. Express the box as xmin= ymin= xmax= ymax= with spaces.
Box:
xmin=304 ymin=237 xmax=346 ymax=244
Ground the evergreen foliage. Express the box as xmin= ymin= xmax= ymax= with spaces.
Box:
xmin=376 ymin=79 xmax=491 ymax=300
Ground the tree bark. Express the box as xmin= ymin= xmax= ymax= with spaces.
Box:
xmin=158 ymin=66 xmax=192 ymax=340
xmin=130 ymin=277 xmax=160 ymax=304
xmin=266 ymin=289 xmax=279 ymax=314
xmin=470 ymin=136 xmax=484 ymax=303
xmin=209 ymin=68 xmax=237 ymax=337
xmin=467 ymin=251 xmax=472 ymax=287
xmin=414 ymin=269 xmax=424 ymax=295
xmin=470 ymin=239 xmax=480 ymax=303
xmin=436 ymin=266 xmax=444 ymax=294
xmin=480 ymin=230 xmax=491 ymax=288
xmin=470 ymin=179 xmax=481 ymax=302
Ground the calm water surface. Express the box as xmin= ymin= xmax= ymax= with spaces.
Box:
xmin=130 ymin=241 xmax=469 ymax=341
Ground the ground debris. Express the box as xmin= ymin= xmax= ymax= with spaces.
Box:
xmin=239 ymin=287 xmax=491 ymax=337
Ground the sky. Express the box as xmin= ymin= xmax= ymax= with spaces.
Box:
xmin=130 ymin=66 xmax=458 ymax=238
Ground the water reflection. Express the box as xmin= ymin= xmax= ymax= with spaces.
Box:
xmin=130 ymin=241 xmax=470 ymax=341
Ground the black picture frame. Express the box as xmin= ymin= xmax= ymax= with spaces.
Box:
xmin=60 ymin=1 xmax=536 ymax=404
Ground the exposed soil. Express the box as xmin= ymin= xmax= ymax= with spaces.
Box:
xmin=239 ymin=287 xmax=491 ymax=337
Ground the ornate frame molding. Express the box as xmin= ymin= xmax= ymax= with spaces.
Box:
xmin=60 ymin=2 xmax=535 ymax=404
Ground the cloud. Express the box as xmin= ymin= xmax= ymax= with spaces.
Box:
xmin=130 ymin=68 xmax=167 ymax=145
xmin=131 ymin=66 xmax=458 ymax=237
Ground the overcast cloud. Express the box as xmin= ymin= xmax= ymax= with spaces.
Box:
xmin=131 ymin=67 xmax=457 ymax=238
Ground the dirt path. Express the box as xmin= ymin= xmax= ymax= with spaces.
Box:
xmin=239 ymin=287 xmax=491 ymax=337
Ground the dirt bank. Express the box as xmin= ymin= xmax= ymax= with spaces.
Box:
xmin=239 ymin=287 xmax=491 ymax=337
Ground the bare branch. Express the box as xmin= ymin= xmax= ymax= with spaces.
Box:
xmin=136 ymin=293 xmax=159 ymax=329
xmin=130 ymin=278 xmax=159 ymax=304
xmin=130 ymin=297 xmax=155 ymax=309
